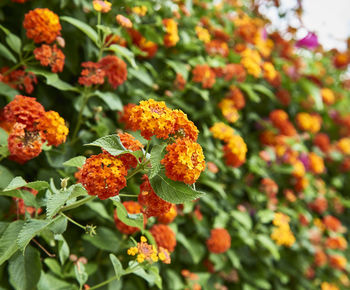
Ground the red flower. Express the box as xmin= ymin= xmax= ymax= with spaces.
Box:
xmin=34 ymin=44 xmax=65 ymax=73
xmin=207 ymin=228 xmax=231 ymax=254
xmin=150 ymin=224 xmax=177 ymax=252
xmin=98 ymin=55 xmax=127 ymax=89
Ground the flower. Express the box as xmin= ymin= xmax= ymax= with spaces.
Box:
xmin=296 ymin=112 xmax=322 ymax=133
xmin=23 ymin=8 xmax=61 ymax=44
xmin=98 ymin=55 xmax=127 ymax=89
xmin=308 ymin=152 xmax=325 ymax=175
xmin=78 ymin=61 xmax=105 ymax=86
xmin=206 ymin=228 xmax=231 ymax=254
xmin=214 ymin=64 xmax=246 ymax=82
xmin=114 ymin=201 xmax=144 ymax=234
xmin=226 ymin=86 xmax=246 ymax=110
xmin=321 ymin=282 xmax=339 ymax=290
xmin=172 ymin=110 xmax=199 ymax=141
xmin=1 ymin=67 xmax=37 ymax=94
xmin=158 ymin=247 xmax=171 ymax=264
xmin=116 ymin=15 xmax=132 ymax=28
xmin=138 ymin=175 xmax=172 ymax=217
xmin=218 ymin=98 xmax=239 ymax=123
xmin=131 ymin=6 xmax=148 ymax=16
xmin=313 ymin=133 xmax=331 ymax=153
xmin=210 ymin=122 xmax=235 ymax=142
xmin=314 ymin=250 xmax=327 ymax=267
xmin=128 ymin=29 xmax=158 ymax=59
xmin=295 ymin=32 xmax=319 ymax=49
xmin=12 ymin=187 xmax=42 ymax=216
xmin=157 ymin=204 xmax=177 ymax=224
xmin=192 ymin=65 xmax=216 ymax=89
xmin=161 ymin=138 xmax=205 ymax=184
xmin=37 ymin=111 xmax=69 ymax=147
xmin=8 ymin=123 xmax=43 ymax=163
xmin=271 ymin=212 xmax=295 ymax=247
xmin=262 ymin=62 xmax=278 ymax=82
xmin=34 ymin=44 xmax=65 ymax=73
xmin=321 ymin=88 xmax=335 ymax=105
xmin=117 ymin=132 xmax=144 ymax=169
xmin=223 ymin=135 xmax=247 ymax=167
xmin=80 ymin=152 xmax=128 ymax=200
xmin=127 ymin=236 xmax=159 ymax=263
xmin=118 ymin=103 xmax=136 ymax=130
xmin=329 ymin=255 xmax=347 ymax=271
xmin=174 ymin=73 xmax=186 ymax=90
xmin=323 ymin=215 xmax=343 ymax=232
xmin=309 ymin=196 xmax=328 ymax=214
xmin=150 ymin=224 xmax=177 ymax=252
xmin=325 ymin=236 xmax=347 ymax=250
xmin=3 ymin=95 xmax=45 ymax=129
xmin=240 ymin=48 xmax=262 ymax=77
xmin=205 ymin=40 xmax=229 ymax=57
xmin=163 ymin=19 xmax=179 ymax=47
xmin=129 ymin=99 xmax=175 ymax=140
xmin=195 ymin=26 xmax=211 ymax=43
xmin=93 ymin=0 xmax=112 ymax=13
xmin=337 ymin=138 xmax=350 ymax=155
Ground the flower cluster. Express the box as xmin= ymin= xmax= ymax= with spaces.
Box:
xmin=34 ymin=44 xmax=65 ymax=73
xmin=150 ymin=224 xmax=177 ymax=252
xmin=163 ymin=19 xmax=179 ymax=47
xmin=1 ymin=67 xmax=37 ymax=94
xmin=127 ymin=236 xmax=171 ymax=264
xmin=206 ymin=228 xmax=231 ymax=254
xmin=114 ymin=201 xmax=144 ymax=235
xmin=271 ymin=212 xmax=296 ymax=247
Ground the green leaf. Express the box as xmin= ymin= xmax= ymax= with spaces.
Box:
xmin=257 ymin=210 xmax=275 ymax=224
xmin=108 ymin=44 xmax=137 ymax=68
xmin=256 ymin=234 xmax=280 ymax=260
xmin=252 ymin=84 xmax=275 ymax=99
xmin=149 ymin=143 xmax=167 ymax=179
xmin=239 ymin=83 xmax=261 ymax=103
xmin=129 ymin=67 xmax=153 ymax=87
xmin=0 ymin=82 xmax=19 ymax=101
xmin=17 ymin=218 xmax=58 ymax=251
xmin=86 ymin=201 xmax=113 ymax=221
xmin=74 ymin=261 xmax=88 ymax=287
xmin=231 ymin=210 xmax=252 ymax=230
xmin=94 ymin=91 xmax=123 ymax=111
xmin=166 ymin=60 xmax=188 ymax=79
xmin=55 ymin=234 xmax=70 ymax=265
xmin=130 ymin=261 xmax=162 ymax=288
xmin=0 ymin=220 xmax=25 ymax=265
xmin=109 ymin=254 xmax=124 ymax=280
xmin=149 ymin=172 xmax=205 ymax=204
xmin=113 ymin=200 xmax=144 ymax=230
xmin=0 ymin=25 xmax=21 ymax=54
xmin=38 ymin=271 xmax=76 ymax=290
xmin=177 ymin=233 xmax=205 ymax=264
xmin=46 ymin=191 xmax=71 ymax=219
xmin=3 ymin=176 xmax=49 ymax=192
xmin=83 ymin=227 xmax=120 ymax=252
xmin=0 ymin=42 xmax=17 ymax=62
xmin=44 ymin=258 xmax=62 ymax=277
xmin=27 ymin=68 xmax=79 ymax=92
xmin=0 ymin=165 xmax=14 ymax=190
xmin=299 ymin=78 xmax=323 ymax=110
xmin=8 ymin=246 xmax=42 ymax=290
xmin=85 ymin=134 xmax=131 ymax=156
xmin=63 ymin=156 xmax=86 ymax=168
xmin=61 ymin=16 xmax=98 ymax=46
xmin=0 ymin=145 xmax=9 ymax=158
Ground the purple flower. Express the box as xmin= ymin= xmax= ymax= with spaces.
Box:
xmin=296 ymin=32 xmax=319 ymax=49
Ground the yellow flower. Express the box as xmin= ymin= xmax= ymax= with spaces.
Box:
xmin=195 ymin=26 xmax=211 ymax=43
xmin=132 ymin=6 xmax=148 ymax=16
xmin=93 ymin=0 xmax=112 ymax=13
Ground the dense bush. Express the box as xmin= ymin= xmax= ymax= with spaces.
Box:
xmin=0 ymin=0 xmax=350 ymax=289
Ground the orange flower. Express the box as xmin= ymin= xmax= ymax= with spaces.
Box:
xmin=292 ymin=160 xmax=306 ymax=178
xmin=195 ymin=26 xmax=211 ymax=43
xmin=309 ymin=152 xmax=325 ymax=175
xmin=158 ymin=204 xmax=177 ymax=224
xmin=276 ymin=89 xmax=291 ymax=106
xmin=172 ymin=110 xmax=199 ymax=141
xmin=206 ymin=161 xmax=218 ymax=173
xmin=98 ymin=55 xmax=127 ymax=89
xmin=163 ymin=19 xmax=179 ymax=47
xmin=223 ymin=135 xmax=247 ymax=167
xmin=226 ymin=86 xmax=246 ymax=110
xmin=260 ymin=178 xmax=278 ymax=198
xmin=23 ymin=8 xmax=61 ymax=44
xmin=174 ymin=73 xmax=186 ymax=90
xmin=3 ymin=95 xmax=45 ymax=129
xmin=37 ymin=111 xmax=68 ymax=147
xmin=116 ymin=15 xmax=132 ymax=28
xmin=128 ymin=29 xmax=158 ymax=59
xmin=214 ymin=63 xmax=246 ymax=82
xmin=205 ymin=40 xmax=229 ymax=57
xmin=262 ymin=62 xmax=277 ymax=82
xmin=80 ymin=152 xmax=128 ymax=200
xmin=240 ymin=48 xmax=262 ymax=77
xmin=118 ymin=132 xmax=144 ymax=169
xmin=161 ymin=138 xmax=205 ymax=184
xmin=325 ymin=236 xmax=347 ymax=250
xmin=93 ymin=0 xmax=112 ymax=13
xmin=150 ymin=224 xmax=177 ymax=252
xmin=270 ymin=109 xmax=289 ymax=125
xmin=114 ymin=201 xmax=144 ymax=234
xmin=138 ymin=175 xmax=172 ymax=217
xmin=127 ymin=236 xmax=159 ymax=263
xmin=313 ymin=133 xmax=331 ymax=153
xmin=321 ymin=282 xmax=339 ymax=290
xmin=321 ymin=88 xmax=335 ymax=105
xmin=1 ymin=67 xmax=38 ymax=95
xmin=78 ymin=61 xmax=105 ymax=86
xmin=296 ymin=112 xmax=322 ymax=133
xmin=210 ymin=122 xmax=235 ymax=142
xmin=192 ymin=64 xmax=216 ymax=89
xmin=314 ymin=250 xmax=327 ymax=267
xmin=337 ymin=138 xmax=350 ymax=155
xmin=309 ymin=196 xmax=328 ymax=214
xmin=329 ymin=255 xmax=347 ymax=271
xmin=206 ymin=228 xmax=231 ymax=254
xmin=323 ymin=215 xmax=343 ymax=232
xmin=118 ymin=103 xmax=136 ymax=130
xmin=34 ymin=44 xmax=65 ymax=73
xmin=218 ymin=98 xmax=239 ymax=123
xmin=129 ymin=99 xmax=175 ymax=140
xmin=8 ymin=123 xmax=43 ymax=164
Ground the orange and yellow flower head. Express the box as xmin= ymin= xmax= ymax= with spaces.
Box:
xmin=157 ymin=204 xmax=177 ymax=224
xmin=138 ymin=175 xmax=172 ymax=217
xmin=161 ymin=138 xmax=205 ymax=185
xmin=98 ymin=55 xmax=127 ymax=89
xmin=172 ymin=110 xmax=199 ymax=141
xmin=37 ymin=110 xmax=69 ymax=147
xmin=23 ymin=8 xmax=61 ymax=44
xmin=223 ymin=135 xmax=247 ymax=168
xmin=206 ymin=228 xmax=231 ymax=254
xmin=329 ymin=254 xmax=347 ymax=271
xmin=118 ymin=103 xmax=136 ymax=130
xmin=150 ymin=224 xmax=177 ymax=252
xmin=34 ymin=44 xmax=65 ymax=73
xmin=192 ymin=64 xmax=216 ymax=89
xmin=271 ymin=212 xmax=295 ymax=247
xmin=163 ymin=18 xmax=179 ymax=47
xmin=296 ymin=112 xmax=322 ymax=134
xmin=210 ymin=122 xmax=235 ymax=143
xmin=80 ymin=152 xmax=128 ymax=200
xmin=114 ymin=201 xmax=145 ymax=234
xmin=78 ymin=61 xmax=105 ymax=87
xmin=308 ymin=152 xmax=325 ymax=175
xmin=117 ymin=132 xmax=144 ymax=169
xmin=129 ymin=99 xmax=175 ymax=140
xmin=116 ymin=14 xmax=132 ymax=28
xmin=93 ymin=0 xmax=112 ymax=13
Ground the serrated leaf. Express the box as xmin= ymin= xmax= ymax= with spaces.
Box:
xmin=94 ymin=91 xmax=123 ymax=111
xmin=109 ymin=254 xmax=124 ymax=280
xmin=8 ymin=246 xmax=42 ymax=290
xmin=83 ymin=227 xmax=120 ymax=252
xmin=0 ymin=220 xmax=25 ymax=265
xmin=86 ymin=201 xmax=113 ymax=221
xmin=108 ymin=44 xmax=137 ymax=68
xmin=55 ymin=234 xmax=70 ymax=265
xmin=0 ymin=42 xmax=16 ymax=62
xmin=3 ymin=176 xmax=27 ymax=191
xmin=86 ymin=134 xmax=131 ymax=156
xmin=17 ymin=218 xmax=58 ymax=251
xmin=61 ymin=16 xmax=98 ymax=46
xmin=74 ymin=261 xmax=88 ymax=287
xmin=256 ymin=234 xmax=280 ymax=260
xmin=27 ymin=68 xmax=79 ymax=92
xmin=129 ymin=67 xmax=153 ymax=87
xmin=63 ymin=156 xmax=86 ymax=168
xmin=149 ymin=143 xmax=167 ymax=179
xmin=113 ymin=201 xmax=144 ymax=230
xmin=149 ymin=172 xmax=205 ymax=204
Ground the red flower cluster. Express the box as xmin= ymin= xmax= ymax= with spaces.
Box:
xmin=1 ymin=67 xmax=37 ymax=94
xmin=206 ymin=228 xmax=231 ymax=254
xmin=150 ymin=224 xmax=177 ymax=252
xmin=34 ymin=44 xmax=65 ymax=73
xmin=192 ymin=64 xmax=216 ymax=89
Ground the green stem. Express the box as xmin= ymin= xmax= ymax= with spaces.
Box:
xmin=60 ymin=212 xmax=86 ymax=230
xmin=126 ymin=166 xmax=144 ymax=180
xmin=60 ymin=196 xmax=95 ymax=212
xmin=119 ymin=194 xmax=138 ymax=198
xmin=71 ymin=92 xmax=91 ymax=142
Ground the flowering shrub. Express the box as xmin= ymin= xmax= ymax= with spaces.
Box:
xmin=0 ymin=1 xmax=350 ymax=290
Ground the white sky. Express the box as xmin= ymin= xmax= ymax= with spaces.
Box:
xmin=260 ymin=0 xmax=350 ymax=50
